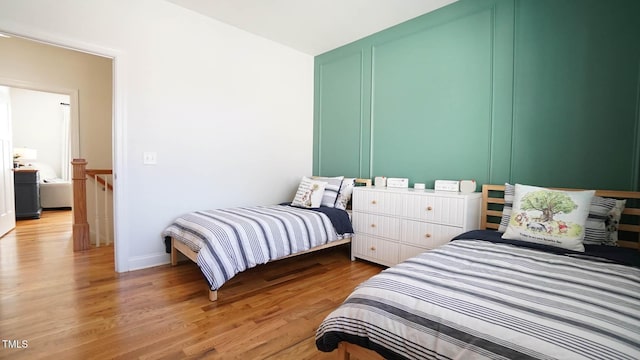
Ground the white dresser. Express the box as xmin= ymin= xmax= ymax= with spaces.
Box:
xmin=351 ymin=186 xmax=482 ymax=266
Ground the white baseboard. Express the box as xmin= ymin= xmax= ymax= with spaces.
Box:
xmin=127 ymin=252 xmax=170 ymax=271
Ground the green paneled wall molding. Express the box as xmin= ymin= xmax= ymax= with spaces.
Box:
xmin=313 ymin=0 xmax=640 ymax=191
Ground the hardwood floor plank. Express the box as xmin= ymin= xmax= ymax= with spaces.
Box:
xmin=0 ymin=210 xmax=383 ymax=359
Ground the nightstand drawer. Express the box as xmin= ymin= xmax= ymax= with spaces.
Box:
xmin=353 ymin=188 xmax=403 ymax=216
xmin=353 ymin=234 xmax=398 ymax=267
xmin=401 ymin=219 xmax=460 ymax=249
xmin=403 ymin=194 xmax=464 ymax=226
xmin=352 ymin=212 xmax=400 ymax=238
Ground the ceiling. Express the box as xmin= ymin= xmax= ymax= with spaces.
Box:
xmin=165 ymin=0 xmax=458 ymax=55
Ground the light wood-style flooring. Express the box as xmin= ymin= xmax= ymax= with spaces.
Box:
xmin=0 ymin=210 xmax=384 ymax=359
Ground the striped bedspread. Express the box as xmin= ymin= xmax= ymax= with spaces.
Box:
xmin=163 ymin=205 xmax=347 ymax=291
xmin=316 ymin=239 xmax=640 ymax=360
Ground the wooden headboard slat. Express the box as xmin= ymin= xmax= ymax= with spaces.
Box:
xmin=481 ymin=184 xmax=640 ymax=252
xmin=623 ymin=208 xmax=640 ymax=216
xmin=617 ymin=240 xmax=640 ymax=249
xmin=619 ymin=224 xmax=640 ymax=232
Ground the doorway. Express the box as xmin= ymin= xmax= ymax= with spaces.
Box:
xmin=0 ymin=34 xmax=116 ymax=265
xmin=11 ymin=87 xmax=72 ymax=178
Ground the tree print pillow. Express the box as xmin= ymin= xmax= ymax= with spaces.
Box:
xmin=502 ymin=184 xmax=595 ymax=252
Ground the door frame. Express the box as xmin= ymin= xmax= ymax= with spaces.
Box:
xmin=0 ymin=30 xmax=129 ymax=272
xmin=0 ymin=85 xmax=16 ymax=237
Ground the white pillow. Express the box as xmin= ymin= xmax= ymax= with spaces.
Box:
xmin=335 ymin=178 xmax=356 ymax=210
xmin=312 ymin=176 xmax=344 ymax=207
xmin=499 ymin=183 xmax=618 ymax=245
xmin=291 ymin=177 xmax=327 ymax=209
xmin=502 ymin=184 xmax=595 ymax=252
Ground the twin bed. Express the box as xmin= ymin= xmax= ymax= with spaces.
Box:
xmin=163 ymin=182 xmax=640 ymax=359
xmin=316 ymin=184 xmax=640 ymax=359
xmin=162 ymin=177 xmax=369 ymax=301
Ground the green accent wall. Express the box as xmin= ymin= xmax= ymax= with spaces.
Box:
xmin=313 ymin=0 xmax=640 ymax=190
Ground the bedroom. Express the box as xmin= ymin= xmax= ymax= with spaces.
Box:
xmin=0 ymin=0 xmax=639 ymax=358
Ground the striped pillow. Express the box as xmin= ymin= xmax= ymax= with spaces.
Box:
xmin=498 ymin=183 xmax=515 ymax=232
xmin=498 ymin=183 xmax=617 ymax=245
xmin=312 ymin=176 xmax=344 ymax=208
xmin=584 ymin=196 xmax=618 ymax=245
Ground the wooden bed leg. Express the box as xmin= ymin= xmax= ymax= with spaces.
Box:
xmin=337 ymin=343 xmax=350 ymax=360
xmin=208 ymin=288 xmax=218 ymax=302
xmin=170 ymin=238 xmax=178 ymax=266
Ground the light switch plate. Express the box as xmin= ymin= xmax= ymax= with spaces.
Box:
xmin=143 ymin=151 xmax=157 ymax=165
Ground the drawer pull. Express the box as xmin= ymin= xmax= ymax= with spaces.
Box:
xmin=426 ymin=206 xmax=433 ymax=211
xmin=425 ymin=233 xmax=432 ymax=238
xmin=371 ymin=200 xmax=377 ymax=205
xmin=370 ymin=246 xmax=376 ymax=251
xmin=370 ymin=223 xmax=377 ymax=228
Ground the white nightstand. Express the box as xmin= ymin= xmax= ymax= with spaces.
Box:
xmin=351 ymin=186 xmax=481 ymax=266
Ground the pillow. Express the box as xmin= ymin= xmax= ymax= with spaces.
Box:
xmin=605 ymin=199 xmax=626 ymax=246
xmin=582 ymin=196 xmax=617 ymax=245
xmin=335 ymin=178 xmax=356 ymax=210
xmin=291 ymin=177 xmax=327 ymax=208
xmin=499 ymin=182 xmax=618 ymax=245
xmin=498 ymin=183 xmax=515 ymax=232
xmin=312 ymin=176 xmax=344 ymax=208
xmin=502 ymin=184 xmax=595 ymax=252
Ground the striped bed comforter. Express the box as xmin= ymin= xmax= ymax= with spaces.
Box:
xmin=316 ymin=239 xmax=640 ymax=360
xmin=162 ymin=205 xmax=348 ymax=291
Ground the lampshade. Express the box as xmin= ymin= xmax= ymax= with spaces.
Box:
xmin=13 ymin=147 xmax=38 ymax=162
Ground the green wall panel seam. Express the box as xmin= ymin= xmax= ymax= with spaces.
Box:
xmin=633 ymin=59 xmax=640 ymax=191
xmin=359 ymin=49 xmax=366 ymax=179
xmin=508 ymin=0 xmax=519 ymax=184
xmin=487 ymin=4 xmax=496 ymax=185
xmin=313 ymin=61 xmax=322 ymax=175
xmin=369 ymin=45 xmax=376 ymax=179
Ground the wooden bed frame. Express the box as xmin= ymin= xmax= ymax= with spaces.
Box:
xmin=169 ymin=178 xmax=373 ymax=302
xmin=170 ymin=237 xmax=352 ymax=301
xmin=335 ymin=184 xmax=640 ymax=360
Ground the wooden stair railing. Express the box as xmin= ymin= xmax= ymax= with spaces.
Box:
xmin=71 ymin=159 xmax=113 ymax=252
xmin=85 ymin=169 xmax=113 ymax=191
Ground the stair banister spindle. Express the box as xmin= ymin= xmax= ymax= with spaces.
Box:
xmin=94 ymin=173 xmax=100 ymax=247
xmin=104 ymin=175 xmax=110 ymax=245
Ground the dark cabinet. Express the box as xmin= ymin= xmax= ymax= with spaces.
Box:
xmin=14 ymin=169 xmax=42 ymax=219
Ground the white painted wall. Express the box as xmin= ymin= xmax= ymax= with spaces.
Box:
xmin=11 ymin=88 xmax=70 ymax=177
xmin=0 ymin=0 xmax=314 ymax=271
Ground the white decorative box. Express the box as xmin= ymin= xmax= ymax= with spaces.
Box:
xmin=386 ymin=178 xmax=409 ymax=188
xmin=434 ymin=180 xmax=460 ymax=192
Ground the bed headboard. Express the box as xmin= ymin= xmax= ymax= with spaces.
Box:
xmin=481 ymin=184 xmax=640 ymax=251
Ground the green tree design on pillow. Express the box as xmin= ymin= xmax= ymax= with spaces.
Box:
xmin=520 ymin=190 xmax=578 ymax=222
